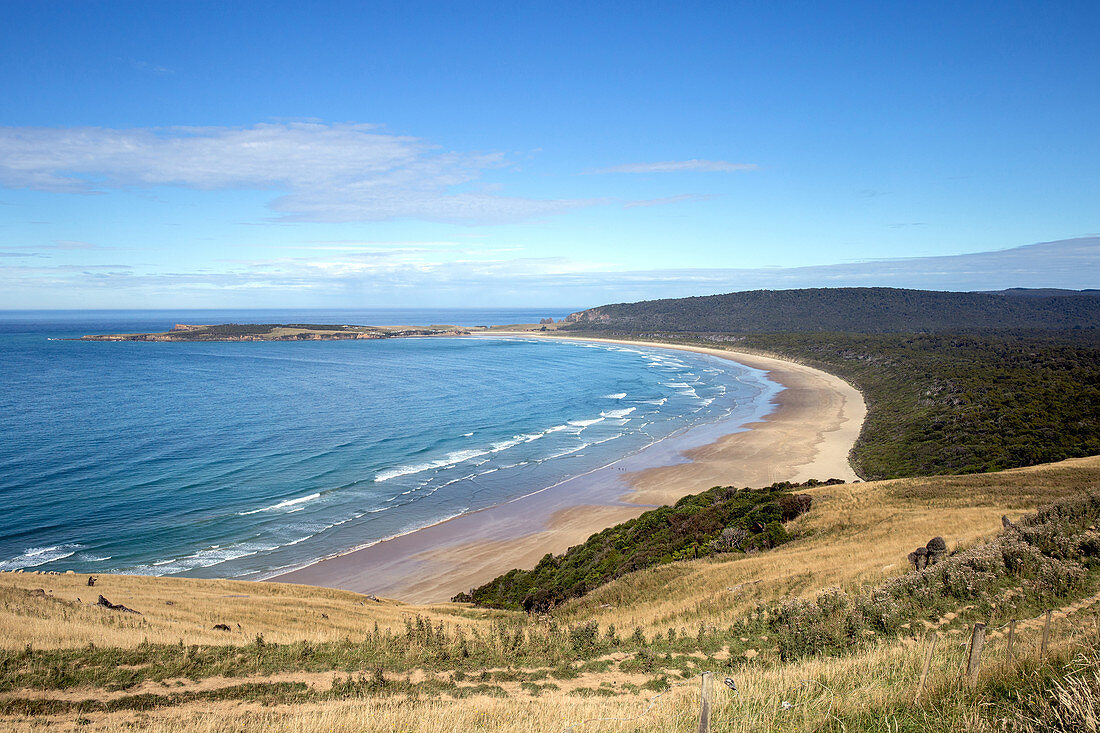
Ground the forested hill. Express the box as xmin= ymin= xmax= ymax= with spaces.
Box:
xmin=561 ymin=287 xmax=1100 ymax=333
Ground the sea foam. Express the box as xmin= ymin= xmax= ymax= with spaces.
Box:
xmin=0 ymin=544 xmax=81 ymax=571
xmin=238 ymin=492 xmax=323 ymax=515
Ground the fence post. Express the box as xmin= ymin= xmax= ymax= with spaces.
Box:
xmin=1005 ymin=619 xmax=1016 ymax=666
xmin=966 ymin=623 xmax=986 ymax=688
xmin=697 ymin=672 xmax=713 ymax=733
xmin=915 ymin=631 xmax=937 ymax=703
xmin=1039 ymin=610 xmax=1053 ymax=657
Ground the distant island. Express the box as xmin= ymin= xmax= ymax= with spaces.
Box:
xmin=79 ymin=322 xmax=476 ymax=342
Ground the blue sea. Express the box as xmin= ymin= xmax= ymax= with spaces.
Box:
xmin=0 ymin=309 xmax=778 ymax=579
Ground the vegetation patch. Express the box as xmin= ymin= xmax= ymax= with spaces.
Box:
xmin=561 ymin=287 xmax=1100 ymax=333
xmin=767 ymin=491 xmax=1100 ymax=660
xmin=454 ymin=481 xmax=830 ymax=610
xmin=565 ymin=329 xmax=1099 ymax=480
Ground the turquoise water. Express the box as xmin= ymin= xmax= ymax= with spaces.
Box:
xmin=0 ymin=310 xmax=777 ymax=579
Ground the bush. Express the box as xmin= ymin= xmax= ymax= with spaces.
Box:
xmin=459 ymin=482 xmax=828 ymax=610
xmin=767 ymin=490 xmax=1100 ymax=660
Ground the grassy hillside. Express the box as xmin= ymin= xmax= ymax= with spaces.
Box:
xmin=456 ymin=480 xmax=834 ymax=611
xmin=561 ymin=286 xmax=1100 ymax=333
xmin=3 ymin=457 xmax=1100 ymax=732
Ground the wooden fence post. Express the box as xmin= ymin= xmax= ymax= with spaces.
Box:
xmin=1039 ymin=610 xmax=1053 ymax=657
xmin=966 ymin=623 xmax=986 ymax=688
xmin=697 ymin=672 xmax=713 ymax=733
xmin=1005 ymin=619 xmax=1016 ymax=666
xmin=915 ymin=631 xmax=937 ymax=703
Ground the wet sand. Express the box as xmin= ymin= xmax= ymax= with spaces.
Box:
xmin=272 ymin=336 xmax=866 ymax=603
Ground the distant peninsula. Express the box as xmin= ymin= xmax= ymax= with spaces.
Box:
xmin=79 ymin=323 xmax=476 ymax=342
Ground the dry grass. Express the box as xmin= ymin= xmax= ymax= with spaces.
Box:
xmin=2 ymin=456 xmax=1099 ymax=731
xmin=5 ymin=596 xmax=1099 ymax=732
xmin=558 ymin=456 xmax=1100 ymax=633
xmin=0 ymin=573 xmax=499 ymax=650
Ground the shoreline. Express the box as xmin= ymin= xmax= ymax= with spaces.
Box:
xmin=271 ymin=335 xmax=866 ymax=603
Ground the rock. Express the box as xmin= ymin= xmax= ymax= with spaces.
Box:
xmin=925 ymin=536 xmax=948 ymax=565
xmin=1002 ymin=515 xmax=1015 ymax=529
xmin=926 ymin=536 xmax=947 ymax=553
xmin=908 ymin=547 xmax=928 ymax=570
xmin=96 ymin=595 xmax=141 ymax=614
xmin=29 ymin=588 xmax=46 ymax=597
xmin=64 ymin=570 xmax=74 ymax=575
xmin=212 ymin=624 xmax=232 ymax=632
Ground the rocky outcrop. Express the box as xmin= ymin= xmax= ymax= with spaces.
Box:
xmin=564 ymin=308 xmax=610 ymax=324
xmin=908 ymin=536 xmax=949 ymax=570
xmin=96 ymin=594 xmax=140 ymax=614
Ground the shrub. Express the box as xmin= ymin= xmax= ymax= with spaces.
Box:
xmin=766 ymin=490 xmax=1100 ymax=660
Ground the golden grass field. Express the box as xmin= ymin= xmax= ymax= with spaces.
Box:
xmin=3 ymin=455 xmax=1099 ymax=731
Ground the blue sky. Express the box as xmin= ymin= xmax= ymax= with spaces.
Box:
xmin=0 ymin=0 xmax=1097 ymax=308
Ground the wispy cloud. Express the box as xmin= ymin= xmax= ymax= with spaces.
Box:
xmin=3 ymin=238 xmax=1095 ymax=309
xmin=623 ymin=193 xmax=716 ymax=209
xmin=278 ymin=240 xmax=464 ymax=252
xmin=0 ymin=122 xmax=597 ymax=224
xmin=1 ymin=240 xmax=115 ymax=253
xmin=125 ymin=58 xmax=173 ymax=74
xmin=45 ymin=240 xmax=107 ymax=250
xmin=588 ymin=160 xmax=757 ymax=174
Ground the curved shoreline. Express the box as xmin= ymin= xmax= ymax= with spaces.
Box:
xmin=271 ymin=335 xmax=866 ymax=602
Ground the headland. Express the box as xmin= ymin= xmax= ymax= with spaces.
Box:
xmin=78 ymin=323 xmax=471 ymax=342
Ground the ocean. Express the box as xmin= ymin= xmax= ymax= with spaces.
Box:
xmin=0 ymin=309 xmax=778 ymax=579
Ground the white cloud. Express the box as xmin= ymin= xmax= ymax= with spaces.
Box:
xmin=1 ymin=239 xmax=114 ymax=253
xmin=3 ymin=237 xmax=1095 ymax=309
xmin=623 ymin=193 xmax=716 ymax=208
xmin=588 ymin=160 xmax=757 ymax=174
xmin=0 ymin=122 xmax=596 ymax=224
xmin=47 ymin=240 xmax=105 ymax=250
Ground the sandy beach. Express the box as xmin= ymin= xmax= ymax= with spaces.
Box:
xmin=273 ymin=335 xmax=866 ymax=603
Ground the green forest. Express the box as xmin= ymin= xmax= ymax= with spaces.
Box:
xmin=558 ymin=287 xmax=1099 ymax=480
xmin=561 ymin=287 xmax=1100 ymax=333
xmin=634 ymin=330 xmax=1099 ymax=480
